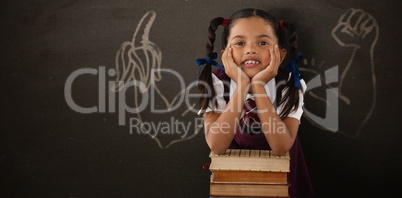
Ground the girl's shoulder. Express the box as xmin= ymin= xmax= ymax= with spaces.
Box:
xmin=212 ymin=69 xmax=230 ymax=103
xmin=212 ymin=68 xmax=230 ymax=82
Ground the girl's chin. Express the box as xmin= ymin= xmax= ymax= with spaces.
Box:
xmin=242 ymin=70 xmax=259 ymax=78
xmin=242 ymin=66 xmax=262 ymax=72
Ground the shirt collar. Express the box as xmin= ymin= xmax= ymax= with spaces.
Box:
xmin=229 ymin=78 xmax=277 ymax=106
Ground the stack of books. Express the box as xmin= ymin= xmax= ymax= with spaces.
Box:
xmin=209 ymin=149 xmax=290 ymax=198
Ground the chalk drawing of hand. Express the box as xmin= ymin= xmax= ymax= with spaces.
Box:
xmin=111 ymin=11 xmax=202 ymax=148
xmin=332 ymin=8 xmax=378 ymax=49
xmin=331 ymin=8 xmax=379 ymax=138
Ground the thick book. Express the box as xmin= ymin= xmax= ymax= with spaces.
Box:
xmin=212 ymin=170 xmax=287 ymax=184
xmin=209 ymin=149 xmax=290 ymax=172
xmin=210 ymin=181 xmax=290 ymax=197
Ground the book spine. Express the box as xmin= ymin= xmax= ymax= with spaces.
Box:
xmin=210 ymin=182 xmax=290 ymax=197
xmin=212 ymin=171 xmax=288 ymax=184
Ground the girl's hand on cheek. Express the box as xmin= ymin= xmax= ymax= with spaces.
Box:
xmin=251 ymin=45 xmax=281 ymax=86
xmin=222 ymin=44 xmax=250 ymax=86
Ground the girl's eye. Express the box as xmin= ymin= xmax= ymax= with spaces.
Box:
xmin=234 ymin=42 xmax=244 ymax=46
xmin=259 ymin=41 xmax=268 ymax=45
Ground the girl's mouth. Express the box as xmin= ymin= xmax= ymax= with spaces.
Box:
xmin=242 ymin=60 xmax=260 ymax=68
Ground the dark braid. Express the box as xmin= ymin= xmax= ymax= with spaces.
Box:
xmin=276 ymin=21 xmax=302 ymax=119
xmin=285 ymin=21 xmax=298 ymax=60
xmin=198 ymin=17 xmax=225 ymax=116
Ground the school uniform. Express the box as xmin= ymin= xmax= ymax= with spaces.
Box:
xmin=201 ymin=68 xmax=315 ymax=197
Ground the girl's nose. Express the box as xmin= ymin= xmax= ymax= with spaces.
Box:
xmin=245 ymin=46 xmax=258 ymax=55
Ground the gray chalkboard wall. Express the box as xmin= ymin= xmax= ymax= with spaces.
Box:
xmin=2 ymin=0 xmax=402 ymax=197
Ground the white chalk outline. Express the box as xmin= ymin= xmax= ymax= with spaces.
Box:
xmin=301 ymin=8 xmax=378 ymax=137
xmin=111 ymin=11 xmax=202 ymax=149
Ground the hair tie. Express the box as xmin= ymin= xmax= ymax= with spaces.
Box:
xmin=284 ymin=52 xmax=302 ymax=89
xmin=280 ymin=20 xmax=285 ymax=30
xmin=195 ymin=52 xmax=225 ymax=71
xmin=193 ymin=52 xmax=225 ymax=86
xmin=221 ymin=18 xmax=229 ymax=27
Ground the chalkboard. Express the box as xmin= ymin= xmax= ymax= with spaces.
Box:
xmin=1 ymin=0 xmax=402 ymax=197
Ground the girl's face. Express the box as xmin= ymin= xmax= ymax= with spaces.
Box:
xmin=226 ymin=17 xmax=279 ymax=78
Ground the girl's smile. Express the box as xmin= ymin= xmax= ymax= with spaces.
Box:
xmin=242 ymin=58 xmax=261 ymax=68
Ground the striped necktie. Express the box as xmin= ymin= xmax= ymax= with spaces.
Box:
xmin=238 ymin=98 xmax=262 ymax=135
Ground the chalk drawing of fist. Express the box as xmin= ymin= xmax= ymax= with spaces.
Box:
xmin=331 ymin=8 xmax=379 ymax=138
xmin=332 ymin=8 xmax=379 ymax=49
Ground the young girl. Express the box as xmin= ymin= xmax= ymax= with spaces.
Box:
xmin=196 ymin=8 xmax=314 ymax=197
